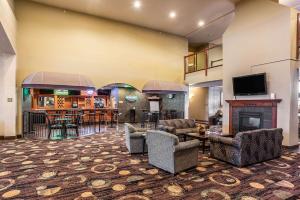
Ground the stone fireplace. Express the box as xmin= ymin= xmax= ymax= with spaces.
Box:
xmin=226 ymin=99 xmax=281 ymax=135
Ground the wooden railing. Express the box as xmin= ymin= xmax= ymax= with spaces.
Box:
xmin=184 ymin=45 xmax=223 ymax=79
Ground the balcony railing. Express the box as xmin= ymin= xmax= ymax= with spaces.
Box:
xmin=184 ymin=45 xmax=223 ymax=79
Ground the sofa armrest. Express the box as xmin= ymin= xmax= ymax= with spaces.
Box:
xmin=135 ymin=128 xmax=148 ymax=132
xmin=130 ymin=132 xmax=145 ymax=138
xmin=174 ymin=139 xmax=200 ymax=152
xmin=209 ymin=135 xmax=240 ymax=148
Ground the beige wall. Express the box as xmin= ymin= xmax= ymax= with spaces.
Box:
xmin=188 ymin=87 xmax=208 ymax=121
xmin=15 ymin=0 xmax=188 ymax=90
xmin=223 ymin=0 xmax=299 ymax=146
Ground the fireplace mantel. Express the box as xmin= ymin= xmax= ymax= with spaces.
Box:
xmin=226 ymin=99 xmax=282 ymax=135
xmin=226 ymin=99 xmax=282 ymax=106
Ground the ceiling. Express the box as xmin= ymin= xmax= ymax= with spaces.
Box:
xmin=0 ymin=23 xmax=15 ymax=54
xmin=30 ymin=0 xmax=238 ymax=46
xmin=279 ymin=0 xmax=300 ymax=10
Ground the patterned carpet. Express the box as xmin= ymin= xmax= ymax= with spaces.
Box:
xmin=0 ymin=132 xmax=300 ymax=200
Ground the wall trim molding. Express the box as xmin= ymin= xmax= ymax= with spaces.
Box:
xmin=250 ymin=58 xmax=300 ymax=68
xmin=0 ymin=135 xmax=22 ymax=140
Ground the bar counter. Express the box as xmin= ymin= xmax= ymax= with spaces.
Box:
xmin=30 ymin=108 xmax=119 ymax=124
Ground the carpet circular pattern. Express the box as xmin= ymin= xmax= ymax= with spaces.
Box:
xmin=0 ymin=132 xmax=300 ymax=199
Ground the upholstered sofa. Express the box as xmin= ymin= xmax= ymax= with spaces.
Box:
xmin=124 ymin=123 xmax=148 ymax=154
xmin=209 ymin=128 xmax=283 ymax=167
xmin=146 ymin=130 xmax=200 ymax=174
xmin=158 ymin=119 xmax=205 ymax=136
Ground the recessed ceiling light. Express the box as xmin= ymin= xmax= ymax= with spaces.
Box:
xmin=198 ymin=20 xmax=205 ymax=27
xmin=169 ymin=11 xmax=177 ymax=19
xmin=133 ymin=1 xmax=141 ymax=9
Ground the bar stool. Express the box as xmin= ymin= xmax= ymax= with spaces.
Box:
xmin=88 ymin=110 xmax=97 ymax=133
xmin=170 ymin=110 xmax=177 ymax=119
xmin=76 ymin=110 xmax=84 ymax=127
xmin=110 ymin=110 xmax=118 ymax=128
xmin=143 ymin=112 xmax=151 ymax=129
xmin=99 ymin=110 xmax=108 ymax=132
xmin=46 ymin=114 xmax=63 ymax=140
xmin=65 ymin=114 xmax=80 ymax=138
xmin=150 ymin=112 xmax=160 ymax=129
xmin=116 ymin=112 xmax=122 ymax=132
xmin=110 ymin=110 xmax=121 ymax=131
xmin=141 ymin=110 xmax=147 ymax=128
xmin=165 ymin=110 xmax=172 ymax=120
xmin=129 ymin=109 xmax=136 ymax=123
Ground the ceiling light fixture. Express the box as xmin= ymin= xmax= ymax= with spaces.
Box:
xmin=198 ymin=20 xmax=205 ymax=27
xmin=133 ymin=1 xmax=141 ymax=9
xmin=169 ymin=11 xmax=177 ymax=19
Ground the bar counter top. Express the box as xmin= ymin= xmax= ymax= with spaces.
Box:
xmin=31 ymin=108 xmax=118 ymax=111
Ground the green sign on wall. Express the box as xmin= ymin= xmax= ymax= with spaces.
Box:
xmin=125 ymin=95 xmax=138 ymax=102
xmin=23 ymin=88 xmax=30 ymax=97
xmin=54 ymin=89 xmax=69 ymax=95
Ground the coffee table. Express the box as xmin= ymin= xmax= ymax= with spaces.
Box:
xmin=183 ymin=133 xmax=209 ymax=153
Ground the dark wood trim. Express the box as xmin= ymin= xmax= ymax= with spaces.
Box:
xmin=226 ymin=99 xmax=282 ymax=134
xmin=228 ymin=103 xmax=233 ymax=134
xmin=0 ymin=136 xmax=18 ymax=140
xmin=184 ymin=57 xmax=186 ymax=80
xmin=184 ymin=65 xmax=222 ymax=75
xmin=194 ymin=53 xmax=197 ymax=71
xmin=204 ymin=50 xmax=208 ymax=76
xmin=283 ymin=144 xmax=299 ymax=150
xmin=250 ymin=58 xmax=300 ymax=68
xmin=225 ymin=99 xmax=282 ymax=105
xmin=211 ymin=59 xmax=223 ymax=68
xmin=0 ymin=135 xmax=22 ymax=140
xmin=185 ymin=9 xmax=235 ymax=37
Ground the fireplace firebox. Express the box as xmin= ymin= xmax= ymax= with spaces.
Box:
xmin=239 ymin=112 xmax=263 ymax=132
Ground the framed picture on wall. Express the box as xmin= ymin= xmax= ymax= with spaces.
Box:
xmin=150 ymin=101 xmax=160 ymax=112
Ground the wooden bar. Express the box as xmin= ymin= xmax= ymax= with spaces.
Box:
xmin=28 ymin=88 xmax=117 ymax=122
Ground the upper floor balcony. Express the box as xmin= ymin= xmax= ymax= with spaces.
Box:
xmin=184 ymin=45 xmax=223 ymax=85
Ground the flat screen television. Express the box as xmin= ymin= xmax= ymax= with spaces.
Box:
xmin=233 ymin=73 xmax=267 ymax=96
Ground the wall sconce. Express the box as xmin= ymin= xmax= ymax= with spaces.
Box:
xmin=167 ymin=94 xmax=175 ymax=99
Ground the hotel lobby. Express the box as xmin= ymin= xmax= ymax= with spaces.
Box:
xmin=1 ymin=0 xmax=300 ymax=199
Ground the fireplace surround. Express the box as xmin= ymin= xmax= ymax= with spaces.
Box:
xmin=226 ymin=99 xmax=282 ymax=135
